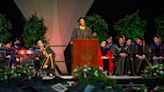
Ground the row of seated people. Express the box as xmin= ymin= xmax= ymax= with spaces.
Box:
xmin=0 ymin=39 xmax=62 ymax=77
xmin=98 ymin=35 xmax=164 ymax=76
xmin=0 ymin=40 xmax=29 ymax=67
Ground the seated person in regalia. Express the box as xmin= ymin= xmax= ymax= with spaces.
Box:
xmin=35 ymin=40 xmax=61 ymax=77
xmin=98 ymin=40 xmax=114 ymax=74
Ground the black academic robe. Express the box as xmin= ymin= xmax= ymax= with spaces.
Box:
xmin=149 ymin=43 xmax=164 ymax=65
xmin=133 ymin=44 xmax=149 ymax=75
xmin=112 ymin=44 xmax=128 ymax=75
xmin=125 ymin=45 xmax=135 ymax=75
xmin=71 ymin=26 xmax=92 ymax=40
xmin=35 ymin=45 xmax=62 ymax=75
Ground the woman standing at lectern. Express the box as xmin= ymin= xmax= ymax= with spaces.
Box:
xmin=64 ymin=17 xmax=97 ymax=75
xmin=70 ymin=17 xmax=97 ymax=43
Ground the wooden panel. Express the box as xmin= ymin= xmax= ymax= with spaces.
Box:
xmin=72 ymin=39 xmax=98 ymax=74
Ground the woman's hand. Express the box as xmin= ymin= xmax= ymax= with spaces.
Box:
xmin=101 ymin=56 xmax=109 ymax=59
xmin=92 ymin=32 xmax=97 ymax=38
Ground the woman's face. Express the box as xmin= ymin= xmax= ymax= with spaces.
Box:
xmin=154 ymin=37 xmax=160 ymax=43
xmin=101 ymin=41 xmax=107 ymax=47
xmin=79 ymin=18 xmax=85 ymax=26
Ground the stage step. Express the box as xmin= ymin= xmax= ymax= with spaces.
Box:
xmin=59 ymin=75 xmax=142 ymax=80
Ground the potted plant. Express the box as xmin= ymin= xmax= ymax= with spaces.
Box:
xmin=85 ymin=14 xmax=109 ymax=43
xmin=73 ymin=65 xmax=117 ymax=91
xmin=0 ymin=14 xmax=12 ymax=47
xmin=154 ymin=14 xmax=164 ymax=42
xmin=0 ymin=65 xmax=35 ymax=81
xmin=114 ymin=10 xmax=147 ymax=42
xmin=21 ymin=14 xmax=48 ymax=49
xmin=143 ymin=64 xmax=164 ymax=79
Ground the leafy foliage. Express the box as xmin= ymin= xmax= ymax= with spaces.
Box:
xmin=143 ymin=64 xmax=164 ymax=79
xmin=0 ymin=65 xmax=35 ymax=81
xmin=73 ymin=65 xmax=116 ymax=86
xmin=22 ymin=14 xmax=48 ymax=49
xmin=0 ymin=14 xmax=12 ymax=43
xmin=154 ymin=14 xmax=164 ymax=42
xmin=114 ymin=10 xmax=147 ymax=42
xmin=85 ymin=14 xmax=109 ymax=42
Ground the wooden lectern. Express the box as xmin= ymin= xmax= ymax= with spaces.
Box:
xmin=72 ymin=39 xmax=99 ymax=74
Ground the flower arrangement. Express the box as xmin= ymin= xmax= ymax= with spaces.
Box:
xmin=73 ymin=65 xmax=116 ymax=86
xmin=143 ymin=64 xmax=164 ymax=79
xmin=0 ymin=65 xmax=35 ymax=81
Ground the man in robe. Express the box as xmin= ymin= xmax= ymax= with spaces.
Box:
xmin=112 ymin=36 xmax=128 ymax=75
xmin=149 ymin=35 xmax=164 ymax=65
xmin=133 ymin=37 xmax=149 ymax=75
xmin=35 ymin=40 xmax=61 ymax=77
